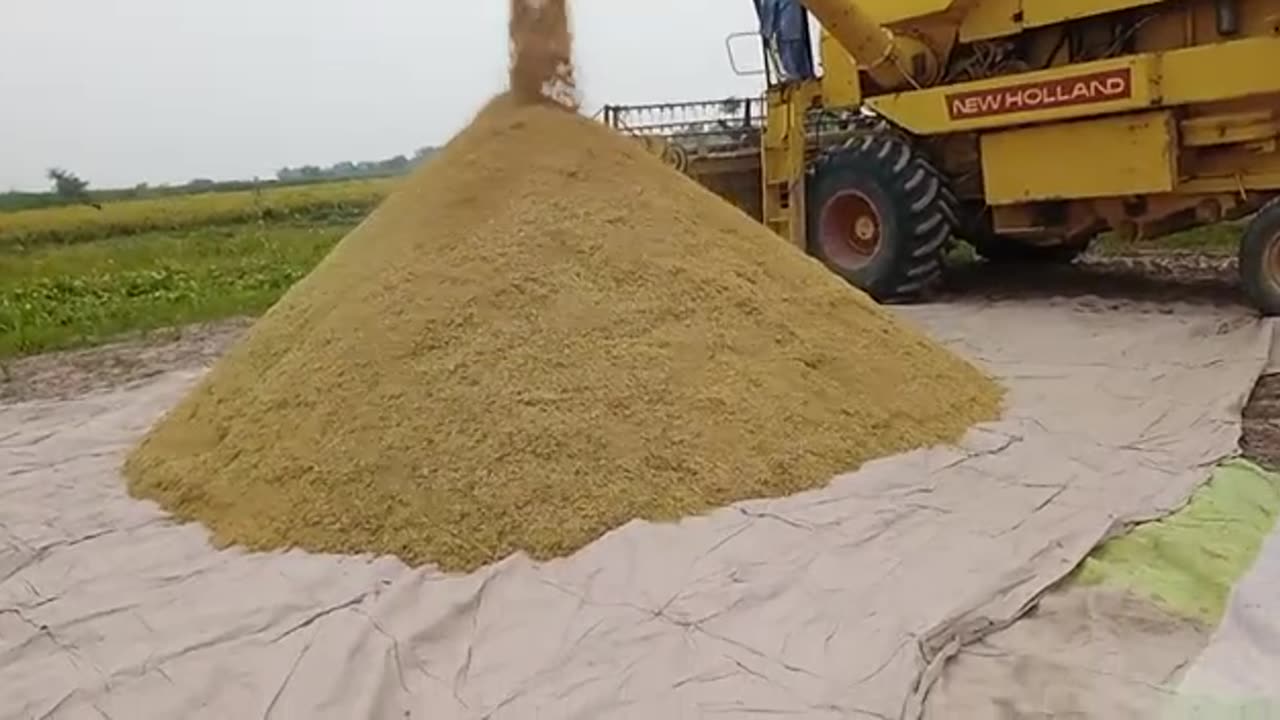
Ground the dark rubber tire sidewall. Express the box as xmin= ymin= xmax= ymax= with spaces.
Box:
xmin=807 ymin=168 xmax=908 ymax=300
xmin=804 ymin=134 xmax=950 ymax=303
xmin=1239 ymin=201 xmax=1280 ymax=316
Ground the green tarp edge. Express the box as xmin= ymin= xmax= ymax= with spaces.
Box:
xmin=1067 ymin=457 xmax=1280 ymax=626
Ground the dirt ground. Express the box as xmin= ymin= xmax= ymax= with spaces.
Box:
xmin=3 ymin=252 xmax=1279 ymax=467
xmin=940 ymin=251 xmax=1241 ymax=307
xmin=0 ymin=317 xmax=252 ymax=404
xmin=1243 ymin=375 xmax=1280 ymax=468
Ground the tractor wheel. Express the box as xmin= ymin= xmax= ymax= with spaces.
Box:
xmin=806 ymin=131 xmax=956 ymax=302
xmin=1239 ymin=198 xmax=1280 ymax=316
xmin=973 ymin=235 xmax=1092 ymax=265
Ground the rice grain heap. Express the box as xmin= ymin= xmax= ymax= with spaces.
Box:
xmin=125 ymin=1 xmax=1003 ymax=573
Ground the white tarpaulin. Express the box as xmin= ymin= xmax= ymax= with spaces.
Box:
xmin=0 ymin=298 xmax=1274 ymax=720
xmin=924 ymin=585 xmax=1211 ymax=719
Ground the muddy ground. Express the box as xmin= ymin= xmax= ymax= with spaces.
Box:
xmin=3 ymin=252 xmax=1279 ymax=467
xmin=0 ymin=318 xmax=251 ymax=404
xmin=940 ymin=251 xmax=1241 ymax=307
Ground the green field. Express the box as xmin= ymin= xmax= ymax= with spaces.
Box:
xmin=0 ymin=177 xmax=404 ymax=359
xmin=0 ymin=172 xmax=1245 ymax=361
xmin=0 ymin=222 xmax=354 ymax=358
xmin=0 ymin=177 xmax=395 ymax=250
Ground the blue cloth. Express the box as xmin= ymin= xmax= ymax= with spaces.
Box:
xmin=757 ymin=0 xmax=815 ymax=80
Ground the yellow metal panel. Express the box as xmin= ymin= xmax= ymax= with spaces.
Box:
xmin=1181 ymin=112 xmax=1280 ymax=148
xmin=1179 ymin=173 xmax=1280 ymax=193
xmin=869 ymin=55 xmax=1157 ymax=135
xmin=959 ymin=0 xmax=1021 ymax=42
xmin=762 ymin=80 xmax=823 ymax=246
xmin=1021 ymin=0 xmax=1166 ymax=27
xmin=958 ymin=0 xmax=1167 ymax=41
xmin=981 ymin=110 xmax=1177 ymax=204
xmin=839 ymin=0 xmax=957 ymax=24
xmin=1159 ymin=37 xmax=1280 ymax=106
xmin=868 ymin=38 xmax=1280 ymax=136
xmin=819 ymin=29 xmax=861 ymax=108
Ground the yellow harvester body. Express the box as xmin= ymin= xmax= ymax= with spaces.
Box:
xmin=607 ymin=0 xmax=1280 ymax=312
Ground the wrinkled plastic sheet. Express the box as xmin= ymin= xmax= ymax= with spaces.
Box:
xmin=924 ymin=585 xmax=1212 ymax=719
xmin=0 ymin=299 xmax=1273 ymax=720
xmin=923 ymin=459 xmax=1280 ymax=718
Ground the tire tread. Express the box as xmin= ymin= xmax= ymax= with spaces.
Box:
xmin=806 ymin=118 xmax=957 ymax=301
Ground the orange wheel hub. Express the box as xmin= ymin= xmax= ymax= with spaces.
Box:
xmin=819 ymin=191 xmax=883 ymax=271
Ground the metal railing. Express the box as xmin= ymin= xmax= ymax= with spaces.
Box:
xmin=599 ymin=98 xmax=765 ymax=158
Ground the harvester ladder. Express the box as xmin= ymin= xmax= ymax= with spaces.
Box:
xmin=762 ymin=81 xmax=822 ymax=247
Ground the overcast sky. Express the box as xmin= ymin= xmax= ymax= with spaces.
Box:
xmin=0 ymin=0 xmax=768 ymax=191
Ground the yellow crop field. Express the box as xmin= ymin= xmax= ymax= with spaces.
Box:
xmin=0 ymin=178 xmax=399 ymax=248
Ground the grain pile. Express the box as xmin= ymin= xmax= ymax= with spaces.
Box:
xmin=124 ymin=0 xmax=1003 ymax=573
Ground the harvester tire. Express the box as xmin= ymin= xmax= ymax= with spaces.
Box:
xmin=1239 ymin=198 xmax=1280 ymax=316
xmin=806 ymin=132 xmax=956 ymax=302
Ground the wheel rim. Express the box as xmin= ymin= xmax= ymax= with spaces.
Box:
xmin=819 ymin=190 xmax=882 ymax=271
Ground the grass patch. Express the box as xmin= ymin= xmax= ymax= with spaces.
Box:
xmin=944 ymin=222 xmax=1242 ymax=267
xmin=1094 ymin=222 xmax=1243 ymax=257
xmin=0 ymin=221 xmax=353 ymax=358
xmin=1068 ymin=459 xmax=1280 ymax=625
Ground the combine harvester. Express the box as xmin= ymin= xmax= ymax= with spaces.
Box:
xmin=603 ymin=0 xmax=1280 ymax=313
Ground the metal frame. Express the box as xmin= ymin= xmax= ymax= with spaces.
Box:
xmin=600 ymin=98 xmax=768 ymax=159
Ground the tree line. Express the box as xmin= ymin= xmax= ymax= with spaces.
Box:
xmin=276 ymin=147 xmax=437 ymax=182
xmin=1 ymin=147 xmax=440 ymax=213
